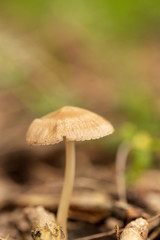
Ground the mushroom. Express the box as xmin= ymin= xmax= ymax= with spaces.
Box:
xmin=26 ymin=106 xmax=114 ymax=238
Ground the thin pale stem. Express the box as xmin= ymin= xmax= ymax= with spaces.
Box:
xmin=115 ymin=142 xmax=131 ymax=202
xmin=57 ymin=140 xmax=75 ymax=238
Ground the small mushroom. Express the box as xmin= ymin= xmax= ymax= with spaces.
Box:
xmin=26 ymin=106 xmax=114 ymax=238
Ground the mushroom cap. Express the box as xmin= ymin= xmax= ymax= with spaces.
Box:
xmin=26 ymin=106 xmax=114 ymax=145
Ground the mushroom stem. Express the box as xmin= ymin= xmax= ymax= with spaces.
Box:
xmin=57 ymin=140 xmax=75 ymax=237
xmin=115 ymin=142 xmax=131 ymax=202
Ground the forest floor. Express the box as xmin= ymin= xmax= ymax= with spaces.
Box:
xmin=0 ymin=145 xmax=160 ymax=240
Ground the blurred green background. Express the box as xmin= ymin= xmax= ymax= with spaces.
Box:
xmin=1 ymin=0 xmax=160 ymax=182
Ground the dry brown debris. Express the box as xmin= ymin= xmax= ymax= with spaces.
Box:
xmin=120 ymin=218 xmax=149 ymax=240
xmin=24 ymin=206 xmax=65 ymax=240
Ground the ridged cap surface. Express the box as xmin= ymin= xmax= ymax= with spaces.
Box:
xmin=26 ymin=106 xmax=114 ymax=145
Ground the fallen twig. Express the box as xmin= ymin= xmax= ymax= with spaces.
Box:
xmin=24 ymin=206 xmax=65 ymax=240
xmin=74 ymin=228 xmax=123 ymax=240
xmin=120 ymin=218 xmax=148 ymax=240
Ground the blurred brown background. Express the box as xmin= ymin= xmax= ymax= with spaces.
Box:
xmin=1 ymin=0 xmax=160 ymax=184
xmin=1 ymin=2 xmax=160 ymax=240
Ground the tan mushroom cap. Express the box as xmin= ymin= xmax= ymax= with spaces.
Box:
xmin=26 ymin=106 xmax=114 ymax=145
